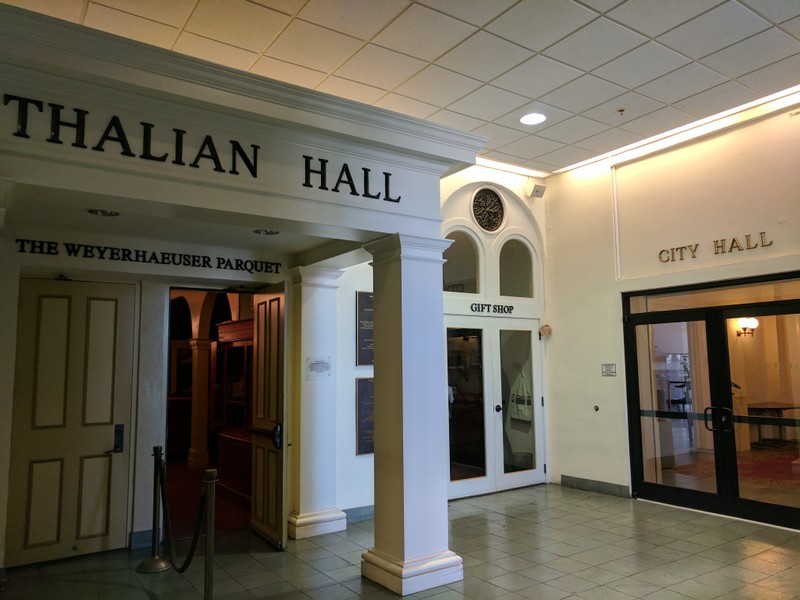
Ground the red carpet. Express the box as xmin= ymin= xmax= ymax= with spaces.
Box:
xmin=165 ymin=462 xmax=251 ymax=539
xmin=668 ymin=445 xmax=799 ymax=482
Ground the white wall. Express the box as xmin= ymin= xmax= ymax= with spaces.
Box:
xmin=545 ymin=106 xmax=800 ymax=490
xmin=336 ymin=262 xmax=375 ymax=510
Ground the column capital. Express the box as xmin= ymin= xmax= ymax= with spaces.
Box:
xmin=290 ymin=265 xmax=345 ymax=288
xmin=364 ymin=234 xmax=452 ymax=265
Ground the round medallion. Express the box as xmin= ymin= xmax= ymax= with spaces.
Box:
xmin=472 ymin=188 xmax=504 ymax=232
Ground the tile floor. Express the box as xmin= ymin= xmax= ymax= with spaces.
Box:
xmin=2 ymin=485 xmax=800 ymax=599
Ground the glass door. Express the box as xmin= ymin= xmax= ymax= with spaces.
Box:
xmin=633 ymin=318 xmax=723 ymax=511
xmin=627 ymin=301 xmax=800 ymax=528
xmin=724 ymin=308 xmax=800 ymax=522
xmin=447 ymin=322 xmax=545 ymax=499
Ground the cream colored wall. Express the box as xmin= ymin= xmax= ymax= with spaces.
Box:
xmin=545 ymin=106 xmax=800 ymax=490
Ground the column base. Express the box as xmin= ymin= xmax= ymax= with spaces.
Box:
xmin=361 ymin=547 xmax=463 ymax=596
xmin=288 ymin=508 xmax=347 ymax=539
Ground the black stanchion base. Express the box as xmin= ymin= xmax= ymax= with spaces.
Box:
xmin=135 ymin=556 xmax=172 ymax=573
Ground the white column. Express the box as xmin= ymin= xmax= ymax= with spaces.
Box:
xmin=288 ymin=266 xmax=347 ymax=539
xmin=361 ymin=234 xmax=461 ymax=596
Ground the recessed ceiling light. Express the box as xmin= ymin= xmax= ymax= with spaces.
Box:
xmin=87 ymin=208 xmax=120 ymax=217
xmin=254 ymin=229 xmax=279 ymax=236
xmin=520 ymin=112 xmax=547 ymax=125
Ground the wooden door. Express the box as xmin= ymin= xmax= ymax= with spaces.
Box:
xmin=250 ymin=284 xmax=287 ymax=549
xmin=6 ymin=279 xmax=135 ymax=566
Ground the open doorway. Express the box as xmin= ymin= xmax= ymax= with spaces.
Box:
xmin=166 ymin=289 xmax=254 ymax=538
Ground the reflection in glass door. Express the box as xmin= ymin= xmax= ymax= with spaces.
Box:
xmin=727 ymin=312 xmax=800 ymax=510
xmin=447 ymin=329 xmax=486 ymax=481
xmin=500 ymin=330 xmax=537 ymax=475
xmin=635 ymin=320 xmax=717 ymax=496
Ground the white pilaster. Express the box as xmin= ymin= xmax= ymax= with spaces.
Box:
xmin=187 ymin=338 xmax=211 ymax=468
xmin=361 ymin=234 xmax=461 ymax=596
xmin=288 ymin=266 xmax=347 ymax=539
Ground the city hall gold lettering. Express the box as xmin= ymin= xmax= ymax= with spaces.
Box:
xmin=2 ymin=94 xmax=401 ymax=201
xmin=658 ymin=232 xmax=773 ymax=263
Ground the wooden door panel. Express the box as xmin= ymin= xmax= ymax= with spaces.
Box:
xmin=6 ymin=280 xmax=134 ymax=566
xmin=250 ymin=285 xmax=286 ymax=549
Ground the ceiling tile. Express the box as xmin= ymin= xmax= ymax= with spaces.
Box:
xmin=781 ymin=15 xmax=800 ymax=37
xmin=700 ymin=29 xmax=800 ymax=77
xmin=395 ymin=65 xmax=482 ymax=107
xmin=335 ymin=44 xmax=426 ymax=89
xmin=315 ymin=76 xmax=385 ymax=105
xmin=636 ymin=62 xmax=727 ymax=104
xmin=447 ymin=85 xmax=530 ymax=121
xmin=485 ymin=0 xmax=597 ymax=52
xmin=4 ymin=0 xmax=84 ymax=22
xmin=674 ymin=80 xmax=763 ymax=117
xmin=493 ymin=101 xmax=574 ymax=133
xmin=657 ymin=1 xmax=771 ymax=59
xmin=84 ymin=4 xmax=177 ymax=48
xmin=297 ymin=0 xmax=409 ymax=40
xmin=579 ymin=0 xmax=626 ymax=13
xmin=186 ymin=0 xmax=289 ymax=53
xmin=427 ymin=109 xmax=486 ymax=132
xmin=491 ymin=56 xmax=583 ymax=98
xmin=608 ymin=0 xmax=724 ymax=37
xmin=266 ymin=19 xmax=362 ymax=72
xmin=250 ymin=57 xmax=326 ymax=88
xmin=740 ymin=0 xmax=800 ymax=23
xmin=173 ymin=32 xmax=258 ymax=70
xmin=738 ymin=53 xmax=800 ymax=94
xmin=621 ymin=106 xmax=696 ymax=136
xmin=593 ymin=42 xmax=690 ymax=88
xmin=437 ymin=31 xmax=533 ymax=83
xmin=495 ymin=136 xmax=565 ymax=160
xmin=483 ymin=149 xmax=529 ymax=165
xmin=536 ymin=115 xmax=610 ymax=144
xmin=373 ymin=93 xmax=438 ymax=119
xmin=472 ymin=123 xmax=528 ymax=150
xmin=539 ymin=74 xmax=626 ymax=113
xmin=582 ymin=92 xmax=664 ymax=125
xmin=534 ymin=145 xmax=597 ymax=169
xmin=543 ymin=17 xmax=647 ymax=72
xmin=94 ymin=0 xmax=196 ymax=28
xmin=250 ymin=0 xmax=306 ymax=16
xmin=574 ymin=127 xmax=644 ymax=153
xmin=417 ymin=0 xmax=517 ymax=26
xmin=372 ymin=4 xmax=476 ymax=62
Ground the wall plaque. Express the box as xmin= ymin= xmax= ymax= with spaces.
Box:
xmin=356 ymin=378 xmax=374 ymax=455
xmin=356 ymin=291 xmax=374 ymax=366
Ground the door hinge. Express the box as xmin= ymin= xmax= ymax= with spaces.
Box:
xmin=544 ymin=464 xmax=547 ymax=474
xmin=623 ymin=315 xmax=630 ymax=323
xmin=541 ymin=396 xmax=544 ymax=407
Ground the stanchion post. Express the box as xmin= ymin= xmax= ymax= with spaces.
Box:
xmin=204 ymin=469 xmax=217 ymax=600
xmin=136 ymin=446 xmax=172 ymax=573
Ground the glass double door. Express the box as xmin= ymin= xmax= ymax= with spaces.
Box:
xmin=630 ymin=305 xmax=800 ymax=528
xmin=446 ymin=320 xmax=545 ymax=499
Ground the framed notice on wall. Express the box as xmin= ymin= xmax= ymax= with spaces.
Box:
xmin=356 ymin=291 xmax=374 ymax=365
xmin=356 ymin=378 xmax=374 ymax=455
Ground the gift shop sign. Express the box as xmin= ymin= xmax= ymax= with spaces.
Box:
xmin=2 ymin=93 xmax=401 ymax=203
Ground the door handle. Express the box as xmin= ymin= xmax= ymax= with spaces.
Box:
xmin=272 ymin=423 xmax=282 ymax=449
xmin=105 ymin=424 xmax=124 ymax=454
xmin=703 ymin=407 xmax=715 ymax=432
xmin=495 ymin=405 xmax=502 ymax=413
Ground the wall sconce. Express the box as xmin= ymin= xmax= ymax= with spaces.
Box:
xmin=736 ymin=317 xmax=759 ymax=337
